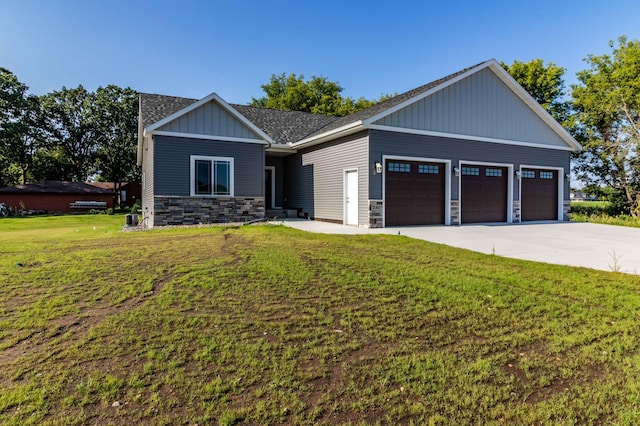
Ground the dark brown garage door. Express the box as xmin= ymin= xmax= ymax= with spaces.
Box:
xmin=385 ymin=160 xmax=445 ymax=226
xmin=461 ymin=165 xmax=508 ymax=223
xmin=521 ymin=169 xmax=558 ymax=221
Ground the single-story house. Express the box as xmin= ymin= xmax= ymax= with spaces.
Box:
xmin=86 ymin=181 xmax=142 ymax=207
xmin=137 ymin=59 xmax=581 ymax=229
xmin=0 ymin=181 xmax=115 ymax=213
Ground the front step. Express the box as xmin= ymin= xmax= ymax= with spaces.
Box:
xmin=266 ymin=209 xmax=299 ymax=219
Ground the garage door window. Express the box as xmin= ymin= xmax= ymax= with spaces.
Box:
xmin=462 ymin=167 xmax=480 ymax=176
xmin=521 ymin=170 xmax=535 ymax=178
xmin=540 ymin=171 xmax=554 ymax=179
xmin=486 ymin=168 xmax=503 ymax=177
xmin=388 ymin=162 xmax=410 ymax=173
xmin=418 ymin=164 xmax=439 ymax=174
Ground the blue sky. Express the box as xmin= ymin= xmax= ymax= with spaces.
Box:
xmin=1 ymin=1 xmax=639 ymax=104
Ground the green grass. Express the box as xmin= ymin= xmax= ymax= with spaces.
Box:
xmin=2 ymin=215 xmax=640 ymax=424
xmin=571 ymin=201 xmax=640 ymax=228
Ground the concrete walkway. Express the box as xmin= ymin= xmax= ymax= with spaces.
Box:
xmin=280 ymin=219 xmax=640 ymax=274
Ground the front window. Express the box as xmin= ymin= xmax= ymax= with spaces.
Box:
xmin=191 ymin=156 xmax=234 ymax=196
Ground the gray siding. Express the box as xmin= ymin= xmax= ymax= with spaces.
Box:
xmin=369 ymin=129 xmax=570 ymax=201
xmin=374 ymin=68 xmax=567 ymax=148
xmin=266 ymin=155 xmax=285 ymax=208
xmin=153 ymin=135 xmax=264 ymax=197
xmin=158 ymin=100 xmax=261 ymax=140
xmin=141 ymin=136 xmax=155 ymax=227
xmin=285 ymin=132 xmax=369 ymax=224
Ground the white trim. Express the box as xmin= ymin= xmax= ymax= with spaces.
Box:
xmin=190 ymin=155 xmax=234 ymax=197
xmin=148 ymin=130 xmax=268 ymax=145
xmin=266 ymin=144 xmax=296 ymax=154
xmin=519 ymin=164 xmax=565 ymax=221
xmin=381 ymin=155 xmax=452 ymax=227
xmin=292 ymin=121 xmax=363 ymax=148
xmin=458 ymin=160 xmax=514 ymax=225
xmin=145 ymin=92 xmax=275 ymax=144
xmin=366 ymin=124 xmax=575 ymax=152
xmin=343 ymin=168 xmax=359 ymax=226
xmin=265 ymin=166 xmax=279 ymax=209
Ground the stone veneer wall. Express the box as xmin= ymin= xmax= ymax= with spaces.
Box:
xmin=368 ymin=200 xmax=383 ymax=228
xmin=153 ymin=196 xmax=264 ymax=226
xmin=563 ymin=200 xmax=570 ymax=221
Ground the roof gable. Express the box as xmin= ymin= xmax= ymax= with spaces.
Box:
xmin=144 ymin=92 xmax=274 ymax=144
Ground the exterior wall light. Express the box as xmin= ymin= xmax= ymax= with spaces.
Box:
xmin=375 ymin=162 xmax=383 ymax=174
xmin=515 ymin=170 xmax=521 ymax=179
xmin=453 ymin=166 xmax=460 ymax=177
xmin=565 ymin=173 xmax=571 ymax=180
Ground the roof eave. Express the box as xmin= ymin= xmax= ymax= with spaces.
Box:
xmin=291 ymin=121 xmax=364 ymax=148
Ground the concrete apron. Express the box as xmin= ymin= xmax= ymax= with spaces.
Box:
xmin=279 ymin=219 xmax=640 ymax=274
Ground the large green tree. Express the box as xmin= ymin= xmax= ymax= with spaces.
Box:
xmin=0 ymin=67 xmax=30 ymax=186
xmin=93 ymin=85 xmax=139 ymax=203
xmin=250 ymin=73 xmax=389 ymax=117
xmin=501 ymin=59 xmax=570 ymax=124
xmin=39 ymin=86 xmax=99 ymax=182
xmin=572 ymin=36 xmax=640 ymax=216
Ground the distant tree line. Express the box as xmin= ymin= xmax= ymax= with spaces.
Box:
xmin=2 ymin=36 xmax=638 ymax=215
xmin=0 ymin=69 xmax=138 ymax=195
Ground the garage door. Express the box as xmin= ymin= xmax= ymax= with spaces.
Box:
xmin=461 ymin=165 xmax=508 ymax=223
xmin=385 ymin=160 xmax=445 ymax=226
xmin=521 ymin=169 xmax=558 ymax=221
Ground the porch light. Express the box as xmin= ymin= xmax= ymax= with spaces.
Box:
xmin=453 ymin=167 xmax=460 ymax=177
xmin=565 ymin=173 xmax=571 ymax=180
xmin=515 ymin=170 xmax=521 ymax=179
xmin=375 ymin=162 xmax=383 ymax=174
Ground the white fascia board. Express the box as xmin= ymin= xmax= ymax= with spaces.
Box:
xmin=362 ymin=61 xmax=492 ymax=126
xmin=266 ymin=144 xmax=296 ymax=153
xmin=149 ymin=130 xmax=268 ymax=145
xmin=366 ymin=124 xmax=575 ymax=152
xmin=291 ymin=121 xmax=364 ymax=148
xmin=145 ymin=92 xmax=275 ymax=145
xmin=485 ymin=60 xmax=582 ymax=152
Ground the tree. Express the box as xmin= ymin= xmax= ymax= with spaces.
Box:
xmin=572 ymin=36 xmax=640 ymax=216
xmin=501 ymin=59 xmax=570 ymax=124
xmin=250 ymin=73 xmax=389 ymax=117
xmin=92 ymin=85 xmax=139 ymax=205
xmin=0 ymin=68 xmax=42 ymax=186
xmin=39 ymin=86 xmax=99 ymax=181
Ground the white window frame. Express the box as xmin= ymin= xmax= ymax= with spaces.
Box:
xmin=190 ymin=155 xmax=234 ymax=197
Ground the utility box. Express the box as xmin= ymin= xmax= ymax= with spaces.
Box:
xmin=125 ymin=214 xmax=139 ymax=226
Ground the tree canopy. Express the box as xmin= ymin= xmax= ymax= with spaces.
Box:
xmin=572 ymin=36 xmax=640 ymax=215
xmin=250 ymin=73 xmax=391 ymax=117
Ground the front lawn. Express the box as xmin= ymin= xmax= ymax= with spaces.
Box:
xmin=1 ymin=215 xmax=640 ymax=424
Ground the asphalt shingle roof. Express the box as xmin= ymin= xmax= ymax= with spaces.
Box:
xmin=139 ymin=61 xmax=486 ymax=144
xmin=0 ymin=181 xmax=114 ymax=194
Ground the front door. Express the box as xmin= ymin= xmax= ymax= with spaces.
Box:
xmin=265 ymin=169 xmax=273 ymax=209
xmin=345 ymin=170 xmax=358 ymax=226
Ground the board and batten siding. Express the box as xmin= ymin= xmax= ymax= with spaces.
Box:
xmin=158 ymin=100 xmax=261 ymax=140
xmin=153 ymin=135 xmax=264 ymax=197
xmin=368 ymin=130 xmax=570 ymax=201
xmin=284 ymin=132 xmax=369 ymax=224
xmin=374 ymin=68 xmax=567 ymax=148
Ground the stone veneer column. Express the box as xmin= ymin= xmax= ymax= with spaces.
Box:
xmin=450 ymin=200 xmax=460 ymax=225
xmin=512 ymin=200 xmax=521 ymax=223
xmin=563 ymin=200 xmax=570 ymax=221
xmin=368 ymin=200 xmax=383 ymax=228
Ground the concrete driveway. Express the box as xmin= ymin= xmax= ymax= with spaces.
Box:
xmin=280 ymin=220 xmax=640 ymax=274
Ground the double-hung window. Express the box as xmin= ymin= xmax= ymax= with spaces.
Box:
xmin=190 ymin=155 xmax=234 ymax=196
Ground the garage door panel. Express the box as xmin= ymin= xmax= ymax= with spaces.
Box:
xmin=385 ymin=160 xmax=445 ymax=226
xmin=521 ymin=169 xmax=558 ymax=221
xmin=461 ymin=165 xmax=507 ymax=223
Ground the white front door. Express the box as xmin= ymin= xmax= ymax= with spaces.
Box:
xmin=345 ymin=170 xmax=358 ymax=226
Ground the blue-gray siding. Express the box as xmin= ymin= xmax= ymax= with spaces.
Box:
xmin=285 ymin=132 xmax=369 ymax=224
xmin=158 ymin=100 xmax=261 ymax=140
xmin=369 ymin=129 xmax=570 ymax=201
xmin=374 ymin=68 xmax=567 ymax=148
xmin=153 ymin=135 xmax=264 ymax=197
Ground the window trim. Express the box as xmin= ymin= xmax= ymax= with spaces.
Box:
xmin=190 ymin=155 xmax=234 ymax=197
